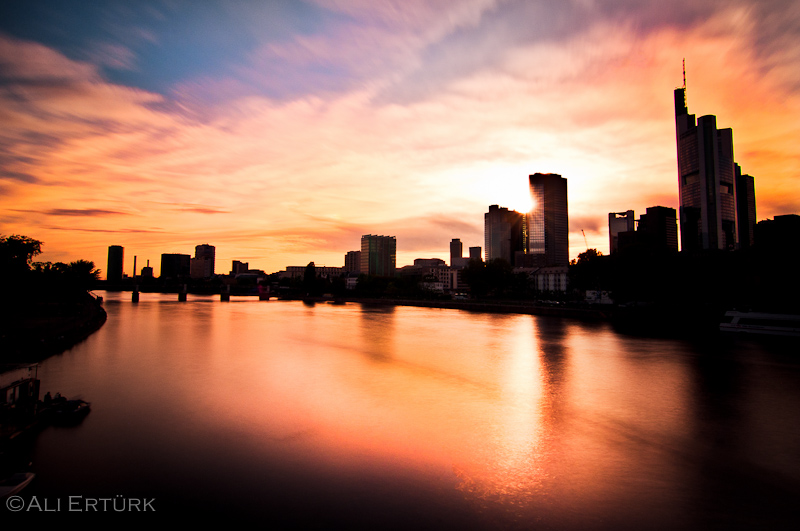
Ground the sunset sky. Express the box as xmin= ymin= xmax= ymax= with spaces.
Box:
xmin=1 ymin=1 xmax=798 ymax=276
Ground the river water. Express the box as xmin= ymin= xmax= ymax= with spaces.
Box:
xmin=12 ymin=292 xmax=800 ymax=528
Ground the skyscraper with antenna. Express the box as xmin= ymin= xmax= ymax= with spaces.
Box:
xmin=674 ymin=61 xmax=752 ymax=252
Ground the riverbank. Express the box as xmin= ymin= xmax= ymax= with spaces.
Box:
xmin=0 ymin=291 xmax=107 ymax=365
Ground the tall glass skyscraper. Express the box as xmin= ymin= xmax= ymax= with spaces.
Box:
xmin=527 ymin=173 xmax=568 ymax=267
xmin=674 ymin=86 xmax=753 ymax=251
xmin=484 ymin=205 xmax=524 ymax=265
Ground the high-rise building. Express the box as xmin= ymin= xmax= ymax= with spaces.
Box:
xmin=360 ymin=235 xmax=396 ymax=276
xmin=735 ymin=165 xmax=756 ymax=249
xmin=674 ymin=83 xmax=753 ymax=252
xmin=638 ymin=206 xmax=679 ymax=253
xmin=161 ymin=253 xmax=191 ymax=279
xmin=609 ymin=211 xmax=635 ymax=254
xmin=469 ymin=246 xmax=482 ymax=262
xmin=527 ymin=173 xmax=569 ymax=267
xmin=450 ymin=239 xmax=463 ymax=266
xmin=107 ymin=245 xmax=124 ymax=282
xmin=484 ymin=205 xmax=525 ymax=265
xmin=190 ymin=244 xmax=216 ymax=278
xmin=344 ymin=250 xmax=361 ymax=273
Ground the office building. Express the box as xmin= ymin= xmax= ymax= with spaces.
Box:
xmin=190 ymin=244 xmax=216 ymax=279
xmin=609 ymin=211 xmax=635 ymax=254
xmin=360 ymin=235 xmax=396 ymax=277
xmin=231 ymin=261 xmax=249 ymax=275
xmin=107 ymin=245 xmax=123 ymax=282
xmin=450 ymin=239 xmax=462 ymax=266
xmin=160 ymin=253 xmax=191 ymax=279
xmin=527 ymin=173 xmax=569 ymax=267
xmin=484 ymin=205 xmax=525 ymax=265
xmin=344 ymin=250 xmax=361 ymax=273
xmin=735 ymin=166 xmax=756 ymax=249
xmin=675 ymin=82 xmax=754 ymax=252
xmin=469 ymin=246 xmax=482 ymax=262
xmin=616 ymin=207 xmax=678 ymax=255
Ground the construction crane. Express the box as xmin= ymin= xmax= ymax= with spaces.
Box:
xmin=581 ymin=229 xmax=589 ymax=251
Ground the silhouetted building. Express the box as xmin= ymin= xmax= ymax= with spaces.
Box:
xmin=107 ymin=245 xmax=123 ymax=282
xmin=141 ymin=260 xmax=154 ymax=279
xmin=450 ymin=239 xmax=462 ymax=266
xmin=617 ymin=207 xmax=678 ymax=255
xmin=469 ymin=246 xmax=482 ymax=261
xmin=755 ymin=215 xmax=800 ymax=251
xmin=639 ymin=206 xmax=679 ymax=253
xmin=160 ymin=253 xmax=190 ymax=279
xmin=360 ymin=235 xmax=396 ymax=276
xmin=527 ymin=173 xmax=569 ymax=266
xmin=485 ymin=205 xmax=525 ymax=265
xmin=344 ymin=250 xmax=361 ymax=273
xmin=231 ymin=260 xmax=249 ymax=275
xmin=735 ymin=166 xmax=756 ymax=249
xmin=608 ymin=211 xmax=635 ymax=254
xmin=414 ymin=258 xmax=446 ymax=267
xmin=675 ymin=84 xmax=753 ymax=251
xmin=190 ymin=244 xmax=215 ymax=279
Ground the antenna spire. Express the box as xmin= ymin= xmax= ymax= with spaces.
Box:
xmin=682 ymin=58 xmax=686 ymax=90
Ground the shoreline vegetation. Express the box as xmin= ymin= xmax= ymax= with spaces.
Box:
xmin=0 ymin=292 xmax=107 ymax=365
xmin=1 ymin=235 xmax=107 ymax=367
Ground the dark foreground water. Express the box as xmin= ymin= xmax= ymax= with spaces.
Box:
xmin=6 ymin=292 xmax=800 ymax=528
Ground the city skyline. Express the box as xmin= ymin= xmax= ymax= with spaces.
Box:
xmin=1 ymin=2 xmax=799 ymax=275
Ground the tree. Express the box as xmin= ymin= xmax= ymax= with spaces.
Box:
xmin=0 ymin=235 xmax=43 ymax=276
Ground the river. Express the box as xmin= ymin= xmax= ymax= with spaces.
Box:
xmin=10 ymin=291 xmax=800 ymax=528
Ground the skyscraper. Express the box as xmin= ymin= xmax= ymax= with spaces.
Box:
xmin=450 ymin=239 xmax=463 ymax=266
xmin=360 ymin=235 xmax=396 ymax=276
xmin=484 ymin=205 xmax=524 ymax=265
xmin=674 ymin=83 xmax=752 ymax=252
xmin=344 ymin=250 xmax=361 ymax=273
xmin=638 ymin=206 xmax=679 ymax=253
xmin=735 ymin=165 xmax=756 ymax=249
xmin=190 ymin=244 xmax=215 ymax=278
xmin=161 ymin=253 xmax=191 ymax=279
xmin=527 ymin=173 xmax=569 ymax=267
xmin=107 ymin=245 xmax=123 ymax=282
xmin=608 ymin=211 xmax=635 ymax=255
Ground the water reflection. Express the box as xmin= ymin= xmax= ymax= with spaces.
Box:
xmin=23 ymin=293 xmax=800 ymax=528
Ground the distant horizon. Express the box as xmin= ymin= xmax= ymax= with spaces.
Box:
xmin=2 ymin=1 xmax=798 ymax=276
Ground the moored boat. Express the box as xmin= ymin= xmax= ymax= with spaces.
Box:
xmin=720 ymin=311 xmax=800 ymax=337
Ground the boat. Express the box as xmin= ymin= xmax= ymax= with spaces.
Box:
xmin=0 ymin=472 xmax=35 ymax=499
xmin=720 ymin=311 xmax=800 ymax=337
xmin=50 ymin=399 xmax=91 ymax=425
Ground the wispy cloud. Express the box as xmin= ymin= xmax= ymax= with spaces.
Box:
xmin=0 ymin=2 xmax=798 ymax=274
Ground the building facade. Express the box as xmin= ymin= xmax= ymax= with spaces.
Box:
xmin=674 ymin=86 xmax=753 ymax=252
xmin=107 ymin=245 xmax=124 ymax=282
xmin=484 ymin=205 xmax=525 ymax=265
xmin=608 ymin=211 xmax=635 ymax=254
xmin=160 ymin=253 xmax=190 ymax=279
xmin=450 ymin=239 xmax=463 ymax=266
xmin=344 ymin=250 xmax=361 ymax=273
xmin=735 ymin=166 xmax=756 ymax=249
xmin=190 ymin=244 xmax=216 ymax=279
xmin=360 ymin=235 xmax=396 ymax=277
xmin=527 ymin=173 xmax=569 ymax=267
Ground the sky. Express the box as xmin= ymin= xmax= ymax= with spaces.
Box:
xmin=1 ymin=0 xmax=799 ymax=276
